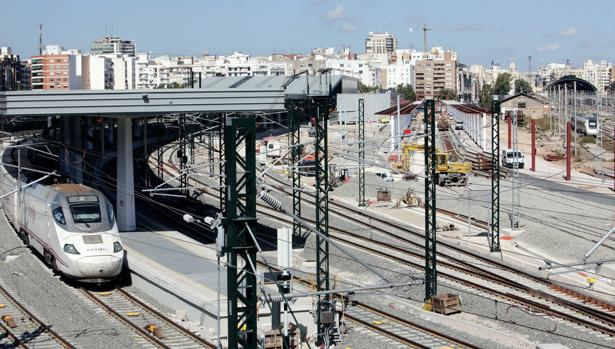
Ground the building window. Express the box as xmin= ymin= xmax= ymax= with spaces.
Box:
xmin=518 ymin=102 xmax=526 ymax=108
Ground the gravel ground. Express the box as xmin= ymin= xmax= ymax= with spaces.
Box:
xmin=182 ymin=136 xmax=615 ymax=348
xmin=333 ymin=123 xmax=615 ymax=281
xmin=0 ymin=213 xmax=147 ymax=348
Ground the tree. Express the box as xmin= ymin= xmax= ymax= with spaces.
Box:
xmin=396 ymin=83 xmax=416 ymax=101
xmin=514 ymin=79 xmax=533 ymax=94
xmin=478 ymin=84 xmax=493 ymax=109
xmin=438 ymin=88 xmax=457 ymax=100
xmin=493 ymin=72 xmax=512 ymax=96
xmin=359 ymin=82 xmax=380 ymax=93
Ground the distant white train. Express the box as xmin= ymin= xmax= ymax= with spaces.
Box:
xmin=571 ymin=114 xmax=599 ymax=136
xmin=1 ymin=148 xmax=125 ymax=283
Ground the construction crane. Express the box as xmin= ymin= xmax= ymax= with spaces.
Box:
xmin=409 ymin=23 xmax=481 ymax=53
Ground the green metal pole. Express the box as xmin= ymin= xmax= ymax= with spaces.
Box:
xmin=424 ymin=99 xmax=437 ymax=302
xmin=358 ymin=98 xmax=366 ymax=207
xmin=314 ymin=99 xmax=332 ymax=346
xmin=289 ymin=103 xmax=304 ymax=248
xmin=224 ymin=117 xmax=258 ymax=349
xmin=490 ymin=100 xmax=501 ymax=252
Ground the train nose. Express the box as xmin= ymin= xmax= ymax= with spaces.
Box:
xmin=76 ymin=256 xmax=122 ymax=277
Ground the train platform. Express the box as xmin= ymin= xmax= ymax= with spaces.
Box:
xmin=121 ymin=208 xmax=316 ymax=342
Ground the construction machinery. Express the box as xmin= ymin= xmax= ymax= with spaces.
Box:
xmin=401 ymin=142 xmax=472 ymax=186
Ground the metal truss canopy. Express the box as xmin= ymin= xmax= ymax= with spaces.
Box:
xmin=0 ymin=75 xmax=357 ymax=117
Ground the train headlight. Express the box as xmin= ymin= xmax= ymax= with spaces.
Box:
xmin=113 ymin=242 xmax=123 ymax=253
xmin=53 ymin=207 xmax=66 ymax=225
xmin=63 ymin=244 xmax=80 ymax=255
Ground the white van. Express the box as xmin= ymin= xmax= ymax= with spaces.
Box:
xmin=501 ymin=149 xmax=524 ymax=169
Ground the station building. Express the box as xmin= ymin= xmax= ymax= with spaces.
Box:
xmin=499 ymin=92 xmax=549 ymax=120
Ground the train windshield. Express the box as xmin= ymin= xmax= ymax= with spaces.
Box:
xmin=67 ymin=195 xmax=102 ymax=224
xmin=588 ymin=119 xmax=597 ymax=127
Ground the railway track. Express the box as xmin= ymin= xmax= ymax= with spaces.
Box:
xmin=156 ymin=143 xmax=615 ymax=344
xmin=343 ymin=304 xmax=473 ymax=349
xmin=149 ymin=157 xmax=480 ymax=348
xmin=261 ymin=261 xmax=480 ymax=349
xmin=0 ymin=283 xmax=75 ymax=349
xmin=80 ymin=288 xmax=216 ymax=349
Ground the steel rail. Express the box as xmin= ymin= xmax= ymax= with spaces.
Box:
xmin=0 ymin=284 xmax=76 ymax=349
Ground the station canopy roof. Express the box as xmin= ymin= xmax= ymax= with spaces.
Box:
xmin=375 ymin=100 xmax=421 ymax=116
xmin=0 ymin=74 xmax=358 ymax=117
xmin=546 ymin=75 xmax=597 ymax=93
xmin=444 ymin=101 xmax=489 ymax=114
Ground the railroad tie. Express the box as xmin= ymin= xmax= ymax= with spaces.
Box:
xmin=1 ymin=315 xmax=17 ymax=328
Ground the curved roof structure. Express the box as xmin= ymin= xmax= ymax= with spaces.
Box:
xmin=546 ymin=75 xmax=597 ymax=92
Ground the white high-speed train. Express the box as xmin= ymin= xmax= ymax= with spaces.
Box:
xmin=571 ymin=113 xmax=599 ymax=136
xmin=1 ymin=148 xmax=125 ymax=283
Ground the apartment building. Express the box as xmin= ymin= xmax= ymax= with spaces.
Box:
xmin=365 ymin=32 xmax=397 ymax=55
xmin=30 ymin=53 xmax=81 ymax=90
xmin=81 ymin=55 xmax=113 ymax=90
xmin=325 ymin=58 xmax=376 ymax=87
xmin=91 ymin=36 xmax=136 ymax=57
xmin=386 ymin=62 xmax=415 ymax=90
xmin=415 ymin=51 xmax=457 ymax=99
xmin=1 ymin=47 xmax=30 ymax=91
xmin=583 ymin=59 xmax=612 ymax=92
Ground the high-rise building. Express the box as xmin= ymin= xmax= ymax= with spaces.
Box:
xmin=81 ymin=55 xmax=113 ymax=90
xmin=414 ymin=51 xmax=457 ymax=99
xmin=30 ymin=53 xmax=81 ymax=90
xmin=365 ymin=32 xmax=397 ymax=55
xmin=91 ymin=36 xmax=136 ymax=57
xmin=610 ymin=66 xmax=615 ymax=83
xmin=1 ymin=47 xmax=30 ymax=91
xmin=582 ymin=59 xmax=612 ymax=92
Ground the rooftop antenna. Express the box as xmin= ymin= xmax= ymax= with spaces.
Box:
xmin=38 ymin=24 xmax=43 ymax=55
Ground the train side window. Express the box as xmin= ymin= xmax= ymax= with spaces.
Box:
xmin=106 ymin=204 xmax=115 ymax=225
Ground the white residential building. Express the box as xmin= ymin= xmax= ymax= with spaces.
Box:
xmin=386 ymin=63 xmax=415 ymax=89
xmin=81 ymin=55 xmax=113 ymax=90
xmin=583 ymin=59 xmax=612 ymax=92
xmin=110 ymin=55 xmax=136 ymax=89
xmin=325 ymin=58 xmax=375 ymax=87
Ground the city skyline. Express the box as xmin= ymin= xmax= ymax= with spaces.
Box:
xmin=1 ymin=0 xmax=614 ymax=68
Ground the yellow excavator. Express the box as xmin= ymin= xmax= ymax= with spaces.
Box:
xmin=401 ymin=143 xmax=472 ymax=186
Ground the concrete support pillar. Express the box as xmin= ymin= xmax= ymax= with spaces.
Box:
xmin=117 ymin=118 xmax=136 ymax=231
xmin=60 ymin=116 xmax=83 ymax=183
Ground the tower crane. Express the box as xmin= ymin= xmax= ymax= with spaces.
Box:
xmin=409 ymin=23 xmax=481 ymax=53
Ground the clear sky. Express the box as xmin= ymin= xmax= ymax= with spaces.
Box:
xmin=1 ymin=0 xmax=613 ymax=68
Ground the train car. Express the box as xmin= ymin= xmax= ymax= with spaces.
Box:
xmin=572 ymin=114 xmax=598 ymax=136
xmin=1 ymin=149 xmax=124 ymax=283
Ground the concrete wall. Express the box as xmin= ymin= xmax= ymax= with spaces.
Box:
xmin=336 ymin=92 xmax=392 ymax=123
